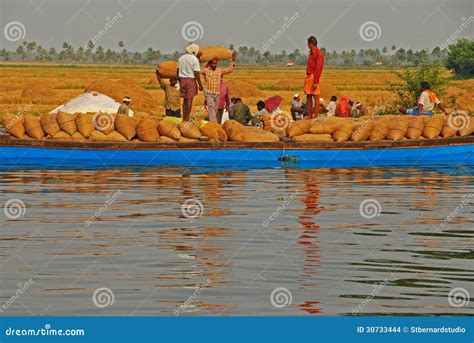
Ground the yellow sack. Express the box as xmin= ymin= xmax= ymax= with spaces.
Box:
xmin=115 ymin=114 xmax=137 ymax=140
xmin=159 ymin=136 xmax=178 ymax=143
xmin=459 ymin=117 xmax=474 ymax=137
xmin=406 ymin=116 xmax=425 ymax=140
xmin=72 ymin=131 xmax=86 ymax=140
xmin=104 ymin=131 xmax=128 ymax=142
xmin=309 ymin=117 xmax=340 ymax=134
xmin=179 ymin=121 xmax=202 ymax=139
xmin=332 ymin=121 xmax=354 ymax=142
xmin=200 ymin=122 xmax=228 ymax=142
xmin=57 ymin=111 xmax=77 ymax=135
xmin=136 ymin=119 xmax=159 ymax=142
xmin=40 ymin=113 xmax=60 ymax=136
xmin=178 ymin=136 xmax=200 ymax=143
xmin=422 ymin=114 xmax=445 ymax=139
xmin=440 ymin=123 xmax=457 ymax=138
xmin=3 ymin=114 xmax=25 ymax=138
xmin=351 ymin=119 xmax=373 ymax=142
xmin=52 ymin=131 xmax=72 ymax=140
xmin=158 ymin=120 xmax=181 ymax=139
xmin=387 ymin=117 xmax=409 ymax=141
xmin=89 ymin=130 xmax=107 ymax=141
xmin=75 ymin=113 xmax=95 ymax=138
xmin=23 ymin=115 xmax=45 ymax=140
xmin=199 ymin=46 xmax=233 ymax=63
xmin=157 ymin=61 xmax=178 ymax=79
xmin=287 ymin=119 xmax=313 ymax=137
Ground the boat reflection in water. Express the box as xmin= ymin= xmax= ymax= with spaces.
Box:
xmin=0 ymin=165 xmax=472 ymax=316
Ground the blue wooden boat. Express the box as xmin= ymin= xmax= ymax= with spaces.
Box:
xmin=0 ymin=134 xmax=473 ymax=168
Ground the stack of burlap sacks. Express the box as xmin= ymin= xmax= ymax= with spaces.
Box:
xmin=285 ymin=114 xmax=474 ymax=142
xmin=2 ymin=113 xmax=281 ymax=143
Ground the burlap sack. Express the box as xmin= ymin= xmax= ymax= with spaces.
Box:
xmin=369 ymin=120 xmax=390 ymax=141
xmin=406 ymin=116 xmax=425 ymax=140
xmin=89 ymin=130 xmax=107 ymax=141
xmin=239 ymin=131 xmax=280 ymax=142
xmin=332 ymin=121 xmax=354 ymax=142
xmin=72 ymin=131 xmax=86 ymax=140
xmin=57 ymin=111 xmax=77 ymax=135
xmin=179 ymin=121 xmax=202 ymax=139
xmin=52 ymin=131 xmax=72 ymax=140
xmin=293 ymin=134 xmax=333 ymax=142
xmin=157 ymin=61 xmax=178 ymax=79
xmin=351 ymin=119 xmax=373 ymax=142
xmin=200 ymin=122 xmax=228 ymax=142
xmin=287 ymin=119 xmax=313 ymax=137
xmin=422 ymin=115 xmax=445 ymax=139
xmin=459 ymin=118 xmax=474 ymax=137
xmin=178 ymin=136 xmax=200 ymax=143
xmin=199 ymin=46 xmax=233 ymax=63
xmin=310 ymin=117 xmax=340 ymax=134
xmin=23 ymin=115 xmax=45 ymax=140
xmin=75 ymin=113 xmax=95 ymax=138
xmin=387 ymin=117 xmax=409 ymax=141
xmin=440 ymin=123 xmax=457 ymax=138
xmin=136 ymin=119 xmax=159 ymax=142
xmin=158 ymin=120 xmax=181 ymax=139
xmin=3 ymin=114 xmax=25 ymax=138
xmin=93 ymin=112 xmax=115 ymax=134
xmin=159 ymin=136 xmax=178 ymax=143
xmin=115 ymin=114 xmax=136 ymax=140
xmin=40 ymin=113 xmax=60 ymax=136
xmin=105 ymin=131 xmax=128 ymax=142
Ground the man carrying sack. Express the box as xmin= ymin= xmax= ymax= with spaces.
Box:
xmin=304 ymin=36 xmax=324 ymax=119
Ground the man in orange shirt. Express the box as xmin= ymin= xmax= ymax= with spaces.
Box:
xmin=304 ymin=36 xmax=324 ymax=119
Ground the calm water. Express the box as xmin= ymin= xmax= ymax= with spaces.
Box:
xmin=0 ymin=166 xmax=473 ymax=316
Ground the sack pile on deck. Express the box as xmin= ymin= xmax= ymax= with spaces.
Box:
xmin=2 ymin=113 xmax=473 ymax=143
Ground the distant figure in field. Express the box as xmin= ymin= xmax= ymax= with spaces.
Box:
xmin=229 ymin=98 xmax=251 ymax=125
xmin=217 ymin=78 xmax=230 ymax=124
xmin=304 ymin=36 xmax=324 ymax=119
xmin=117 ymin=96 xmax=131 ymax=116
xmin=353 ymin=102 xmax=369 ymax=116
xmin=336 ymin=96 xmax=351 ymax=117
xmin=250 ymin=100 xmax=268 ymax=126
xmin=177 ymin=43 xmax=203 ymax=122
xmin=325 ymin=96 xmax=337 ymax=116
xmin=290 ymin=94 xmax=307 ymax=120
xmin=202 ymin=54 xmax=236 ymax=122
xmin=155 ymin=71 xmax=181 ymax=118
xmin=399 ymin=81 xmax=448 ymax=116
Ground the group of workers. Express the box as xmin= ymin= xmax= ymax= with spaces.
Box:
xmin=117 ymin=36 xmax=448 ymax=123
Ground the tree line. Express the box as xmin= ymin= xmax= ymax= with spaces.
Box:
xmin=0 ymin=40 xmax=469 ymax=71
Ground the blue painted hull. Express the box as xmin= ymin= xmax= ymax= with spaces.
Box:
xmin=1 ymin=140 xmax=473 ymax=169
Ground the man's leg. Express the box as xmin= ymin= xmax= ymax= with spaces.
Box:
xmin=182 ymin=98 xmax=192 ymax=122
xmin=206 ymin=93 xmax=218 ymax=122
xmin=216 ymin=109 xmax=224 ymax=124
xmin=314 ymin=94 xmax=319 ymax=119
xmin=306 ymin=94 xmax=314 ymax=119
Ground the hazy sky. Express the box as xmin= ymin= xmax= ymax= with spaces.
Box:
xmin=1 ymin=0 xmax=473 ymax=53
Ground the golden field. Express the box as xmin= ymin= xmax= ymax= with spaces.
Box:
xmin=0 ymin=62 xmax=472 ymax=120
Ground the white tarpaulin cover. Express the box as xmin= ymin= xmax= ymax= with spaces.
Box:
xmin=49 ymin=92 xmax=134 ymax=116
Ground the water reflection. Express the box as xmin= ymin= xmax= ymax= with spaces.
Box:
xmin=0 ymin=166 xmax=472 ymax=316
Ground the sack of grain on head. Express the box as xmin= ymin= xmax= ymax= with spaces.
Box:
xmin=115 ymin=114 xmax=136 ymax=140
xmin=3 ymin=114 xmax=25 ymax=138
xmin=422 ymin=114 xmax=445 ymax=139
xmin=293 ymin=134 xmax=333 ymax=142
xmin=179 ymin=121 xmax=201 ymax=139
xmin=52 ymin=131 xmax=72 ymax=140
xmin=199 ymin=46 xmax=233 ymax=63
xmin=93 ymin=112 xmax=116 ymax=134
xmin=200 ymin=122 xmax=228 ymax=142
xmin=351 ymin=118 xmax=374 ymax=142
xmin=104 ymin=130 xmax=128 ymax=142
xmin=287 ymin=119 xmax=313 ymax=137
xmin=158 ymin=120 xmax=181 ymax=139
xmin=40 ymin=113 xmax=61 ymax=136
xmin=57 ymin=111 xmax=77 ymax=135
xmin=136 ymin=119 xmax=159 ymax=142
xmin=157 ymin=61 xmax=178 ymax=79
xmin=406 ymin=116 xmax=425 ymax=140
xmin=332 ymin=121 xmax=354 ymax=142
xmin=75 ymin=113 xmax=95 ymax=138
xmin=387 ymin=116 xmax=409 ymax=141
xmin=23 ymin=115 xmax=44 ymax=140
xmin=72 ymin=131 xmax=86 ymax=140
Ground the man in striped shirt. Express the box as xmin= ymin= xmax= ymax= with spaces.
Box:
xmin=203 ymin=54 xmax=236 ymax=122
